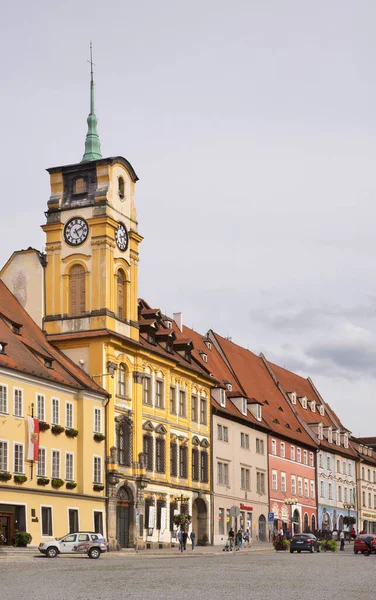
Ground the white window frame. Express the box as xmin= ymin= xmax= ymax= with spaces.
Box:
xmin=0 ymin=384 xmax=8 ymax=414
xmin=65 ymin=401 xmax=74 ymax=429
xmin=0 ymin=439 xmax=9 ymax=471
xmin=94 ymin=407 xmax=102 ymax=434
xmin=271 ymin=439 xmax=276 ymax=456
xmin=36 ymin=393 xmax=45 ymax=421
xmin=256 ymin=404 xmax=262 ymax=421
xmin=51 ymin=397 xmax=60 ymax=425
xmin=319 ymin=405 xmax=325 ymax=416
xmin=280 ymin=442 xmax=285 ymax=458
xmin=272 ymin=469 xmax=278 ymax=491
xmin=65 ymin=452 xmax=74 ymax=481
xmin=310 ymin=480 xmax=315 ymax=499
xmin=51 ymin=449 xmax=60 ymax=479
xmin=297 ymin=448 xmax=301 ymax=463
xmin=301 ymin=396 xmax=307 ymax=409
xmin=291 ymin=475 xmax=296 ymax=496
xmin=13 ymin=442 xmax=24 ymax=474
xmin=241 ymin=398 xmax=247 ymax=415
xmin=93 ymin=455 xmax=102 ymax=484
xmin=297 ymin=477 xmax=303 ymax=496
xmin=320 ymin=480 xmax=324 ymax=497
xmin=303 ymin=450 xmax=308 ymax=465
xmin=13 ymin=388 xmax=23 ymax=418
xmin=223 ymin=426 xmax=229 ymax=442
xmin=290 ymin=445 xmax=295 ymax=461
xmin=219 ymin=389 xmax=226 ymax=407
xmin=37 ymin=447 xmax=46 ymax=477
xmin=304 ymin=478 xmax=309 ymax=498
xmin=309 ymin=452 xmax=314 ymax=467
xmin=281 ymin=472 xmax=286 ymax=492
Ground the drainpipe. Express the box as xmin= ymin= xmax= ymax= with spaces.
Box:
xmin=104 ymin=392 xmax=111 ymax=544
xmin=210 ymin=404 xmax=214 ymax=546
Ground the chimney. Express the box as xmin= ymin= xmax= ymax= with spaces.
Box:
xmin=173 ymin=312 xmax=183 ymax=333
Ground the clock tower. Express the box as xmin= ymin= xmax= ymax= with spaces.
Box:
xmin=42 ymin=54 xmax=142 ymax=344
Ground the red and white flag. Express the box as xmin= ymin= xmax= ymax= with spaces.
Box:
xmin=27 ymin=417 xmax=40 ymax=462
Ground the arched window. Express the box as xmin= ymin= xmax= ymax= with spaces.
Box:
xmin=118 ymin=177 xmax=125 ymax=199
xmin=117 ymin=270 xmax=126 ymax=319
xmin=69 ymin=264 xmax=86 ymax=316
xmin=118 ymin=363 xmax=126 ymax=397
xmin=74 ymin=177 xmax=86 ymax=194
xmin=311 ymin=514 xmax=316 ymax=532
xmin=117 ymin=416 xmax=133 ymax=467
xmin=303 ymin=513 xmax=309 ymax=532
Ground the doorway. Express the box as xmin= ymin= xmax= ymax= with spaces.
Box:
xmin=116 ymin=486 xmax=133 ymax=548
xmin=192 ymin=498 xmax=208 ymax=545
xmin=0 ymin=514 xmax=12 ymax=545
xmin=258 ymin=515 xmax=266 ymax=541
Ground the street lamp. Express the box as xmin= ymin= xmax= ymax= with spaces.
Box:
xmin=174 ymin=493 xmax=190 ymax=510
xmin=284 ymin=498 xmax=298 ymax=537
xmin=343 ymin=502 xmax=355 ymax=543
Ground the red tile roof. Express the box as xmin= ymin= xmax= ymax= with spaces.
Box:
xmin=211 ymin=331 xmax=317 ymax=448
xmin=0 ymin=281 xmax=107 ymax=396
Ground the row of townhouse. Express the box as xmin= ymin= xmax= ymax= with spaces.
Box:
xmin=1 ymin=71 xmax=375 ymax=551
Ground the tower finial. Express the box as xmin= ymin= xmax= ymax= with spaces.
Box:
xmin=82 ymin=41 xmax=102 ymax=162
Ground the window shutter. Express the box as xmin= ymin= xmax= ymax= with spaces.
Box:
xmin=69 ymin=265 xmax=86 ymax=316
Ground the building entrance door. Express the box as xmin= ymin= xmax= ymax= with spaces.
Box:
xmin=116 ymin=505 xmax=129 ymax=548
xmin=0 ymin=514 xmax=13 ymax=545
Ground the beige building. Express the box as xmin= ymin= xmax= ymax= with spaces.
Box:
xmin=353 ymin=438 xmax=376 ymax=534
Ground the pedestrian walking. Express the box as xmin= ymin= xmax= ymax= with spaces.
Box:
xmin=236 ymin=530 xmax=243 ymax=548
xmin=177 ymin=529 xmax=183 ymax=552
xmin=243 ymin=530 xmax=250 ymax=548
xmin=340 ymin=530 xmax=345 ymax=551
xmin=182 ymin=529 xmax=188 ymax=551
xmin=190 ymin=529 xmax=196 ymax=551
xmin=228 ymin=528 xmax=235 ymax=549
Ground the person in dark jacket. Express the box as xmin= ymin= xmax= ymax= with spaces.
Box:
xmin=190 ymin=529 xmax=196 ymax=551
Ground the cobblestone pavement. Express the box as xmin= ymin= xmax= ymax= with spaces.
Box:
xmin=2 ymin=549 xmax=375 ymax=600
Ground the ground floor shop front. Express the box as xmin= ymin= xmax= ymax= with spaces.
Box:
xmin=358 ymin=510 xmax=376 ymax=534
xmin=213 ymin=496 xmax=269 ymax=546
xmin=107 ymin=474 xmax=211 ymax=550
xmin=318 ymin=505 xmax=357 ymax=533
xmin=0 ymin=487 xmax=106 ymax=546
xmin=271 ymin=499 xmax=317 ymax=537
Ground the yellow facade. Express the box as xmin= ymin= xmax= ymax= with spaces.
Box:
xmin=0 ymin=369 xmax=107 ymax=545
xmin=39 ymin=154 xmax=213 ymax=549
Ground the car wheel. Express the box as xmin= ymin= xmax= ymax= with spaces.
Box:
xmin=316 ymin=546 xmax=320 ymax=553
xmin=354 ymin=550 xmax=358 ymax=554
xmin=297 ymin=550 xmax=301 ymax=553
xmin=88 ymin=547 xmax=100 ymax=559
xmin=290 ymin=549 xmax=294 ymax=553
xmin=310 ymin=547 xmax=313 ymax=553
xmin=364 ymin=551 xmax=371 ymax=556
xmin=46 ymin=547 xmax=58 ymax=558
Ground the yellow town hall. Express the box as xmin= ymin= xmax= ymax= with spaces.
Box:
xmin=1 ymin=58 xmax=213 ymax=549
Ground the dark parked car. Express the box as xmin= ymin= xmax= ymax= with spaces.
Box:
xmin=354 ymin=534 xmax=376 ymax=554
xmin=290 ymin=533 xmax=320 ymax=553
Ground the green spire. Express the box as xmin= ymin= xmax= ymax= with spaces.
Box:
xmin=82 ymin=42 xmax=102 ymax=162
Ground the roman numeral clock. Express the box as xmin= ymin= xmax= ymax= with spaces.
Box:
xmin=64 ymin=217 xmax=128 ymax=252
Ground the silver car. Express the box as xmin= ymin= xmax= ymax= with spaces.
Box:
xmin=39 ymin=532 xmax=108 ymax=559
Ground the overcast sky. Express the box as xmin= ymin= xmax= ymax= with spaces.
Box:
xmin=1 ymin=0 xmax=376 ymax=435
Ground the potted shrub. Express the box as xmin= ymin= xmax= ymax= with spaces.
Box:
xmin=93 ymin=433 xmax=105 ymax=442
xmin=321 ymin=539 xmax=338 ymax=552
xmin=38 ymin=421 xmax=50 ymax=432
xmin=51 ymin=478 xmax=64 ymax=488
xmin=65 ymin=428 xmax=78 ymax=438
xmin=273 ymin=538 xmax=290 ymax=551
xmin=66 ymin=481 xmax=77 ymax=490
xmin=37 ymin=477 xmax=50 ymax=486
xmin=93 ymin=484 xmax=105 ymax=492
xmin=344 ymin=516 xmax=356 ymax=527
xmin=0 ymin=471 xmax=12 ymax=482
xmin=14 ymin=474 xmax=27 ymax=484
xmin=14 ymin=531 xmax=32 ymax=547
xmin=51 ymin=425 xmax=65 ymax=435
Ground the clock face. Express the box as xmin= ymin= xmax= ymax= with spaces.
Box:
xmin=64 ymin=217 xmax=89 ymax=246
xmin=115 ymin=222 xmax=129 ymax=252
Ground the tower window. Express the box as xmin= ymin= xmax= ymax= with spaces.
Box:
xmin=118 ymin=177 xmax=125 ymax=199
xmin=69 ymin=264 xmax=86 ymax=316
xmin=117 ymin=270 xmax=126 ymax=319
xmin=74 ymin=177 xmax=86 ymax=194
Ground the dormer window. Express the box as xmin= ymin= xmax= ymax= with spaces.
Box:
xmin=118 ymin=176 xmax=125 ymax=199
xmin=12 ymin=323 xmax=21 ymax=335
xmin=344 ymin=434 xmax=349 ymax=449
xmin=301 ymin=396 xmax=307 ymax=409
xmin=328 ymin=428 xmax=332 ymax=443
xmin=0 ymin=342 xmax=7 ymax=354
xmin=241 ymin=398 xmax=247 ymax=415
xmin=318 ymin=423 xmax=323 ymax=440
xmin=319 ymin=405 xmax=325 ymax=416
xmin=44 ymin=358 xmax=53 ymax=369
xmin=336 ymin=431 xmax=340 ymax=446
xmin=256 ymin=404 xmax=262 ymax=421
xmin=219 ymin=389 xmax=226 ymax=408
xmin=74 ymin=177 xmax=86 ymax=194
xmin=204 ymin=340 xmax=212 ymax=350
xmin=290 ymin=392 xmax=297 ymax=405
xmin=165 ymin=320 xmax=172 ymax=329
xmin=147 ymin=333 xmax=155 ymax=344
xmin=311 ymin=401 xmax=316 ymax=413
xmin=198 ymin=350 xmax=208 ymax=363
xmin=227 ymin=383 xmax=232 ymax=392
